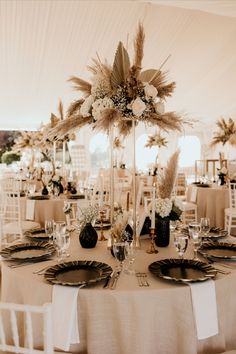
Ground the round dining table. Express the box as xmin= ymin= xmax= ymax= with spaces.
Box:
xmin=1 ymin=233 xmax=236 ymax=354
xmin=20 ymin=195 xmax=88 ymax=227
xmin=187 ymin=185 xmax=229 ymax=229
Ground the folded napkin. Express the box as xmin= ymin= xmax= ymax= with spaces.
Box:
xmin=189 ymin=279 xmax=218 ymax=340
xmin=52 ymin=284 xmax=82 ymax=351
xmin=26 ymin=199 xmax=35 ymax=220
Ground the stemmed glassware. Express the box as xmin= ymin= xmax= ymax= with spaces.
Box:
xmin=188 ymin=222 xmax=201 ymax=260
xmin=124 ymin=241 xmax=136 ymax=275
xmin=173 ymin=232 xmax=188 ymax=259
xmin=112 ymin=242 xmax=129 ymax=272
xmin=200 ymin=217 xmax=210 ymax=238
xmin=44 ymin=219 xmax=54 ymax=244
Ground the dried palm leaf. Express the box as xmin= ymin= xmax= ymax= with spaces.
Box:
xmin=145 ymin=131 xmax=168 ymax=148
xmin=132 ymin=22 xmax=145 ymax=77
xmin=116 ymin=119 xmax=133 ymax=136
xmin=58 ymin=100 xmax=64 ymax=120
xmin=67 ymin=99 xmax=84 ymax=118
xmin=46 ymin=115 xmax=93 ymax=141
xmin=139 ymin=69 xmax=175 ymax=97
xmin=93 ymin=109 xmax=120 ymax=134
xmin=111 ymin=42 xmax=131 ymax=89
xmin=50 ymin=113 xmax=59 ymax=128
xmin=88 ymin=58 xmax=112 ymax=81
xmin=148 ymin=112 xmax=183 ymax=132
xmin=158 ymin=150 xmax=180 ymax=199
xmin=68 ymin=76 xmax=92 ymax=97
xmin=210 ymin=117 xmax=236 ymax=147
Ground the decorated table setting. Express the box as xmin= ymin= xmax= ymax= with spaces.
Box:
xmin=2 ymin=214 xmax=236 ymax=354
xmin=2 ymin=22 xmax=236 ymax=354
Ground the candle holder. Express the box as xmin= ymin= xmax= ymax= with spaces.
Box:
xmin=146 ymin=227 xmax=158 ymax=254
xmin=99 ymin=210 xmax=106 ymax=241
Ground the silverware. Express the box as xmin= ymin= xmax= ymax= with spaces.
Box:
xmin=103 ymin=270 xmax=115 ymax=288
xmin=136 ymin=272 xmax=150 ymax=287
xmin=109 ymin=271 xmax=121 ymax=290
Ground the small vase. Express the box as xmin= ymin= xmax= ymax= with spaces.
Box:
xmin=154 ymin=217 xmax=170 ymax=247
xmin=41 ymin=186 xmax=48 ymax=195
xmin=79 ymin=223 xmax=98 ymax=248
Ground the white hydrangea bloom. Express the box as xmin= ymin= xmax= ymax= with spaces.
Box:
xmin=155 ymin=101 xmax=165 ymax=114
xmin=92 ymin=97 xmax=114 ymax=121
xmin=131 ymin=97 xmax=146 ymax=117
xmin=155 ymin=197 xmax=172 ymax=218
xmin=80 ymin=95 xmax=95 ymax=117
xmin=144 ymin=83 xmax=158 ymax=99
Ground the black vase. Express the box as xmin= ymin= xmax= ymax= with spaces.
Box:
xmin=79 ymin=223 xmax=98 ymax=248
xmin=41 ymin=186 xmax=48 ymax=195
xmin=154 ymin=217 xmax=170 ymax=247
xmin=58 ymin=182 xmax=64 ymax=194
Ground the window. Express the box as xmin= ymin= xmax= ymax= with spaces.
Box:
xmin=178 ymin=135 xmax=201 ymax=167
xmin=89 ymin=133 xmax=109 ymax=174
xmin=136 ymin=134 xmax=158 ymax=172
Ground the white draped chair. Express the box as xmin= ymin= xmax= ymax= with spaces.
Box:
xmin=0 ymin=178 xmax=40 ymax=247
xmin=0 ymin=302 xmax=54 ymax=354
xmin=224 ymin=182 xmax=236 ymax=235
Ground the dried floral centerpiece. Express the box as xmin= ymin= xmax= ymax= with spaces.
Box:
xmin=152 ymin=150 xmax=182 ymax=247
xmin=77 ymin=205 xmax=99 ymax=248
xmin=45 ymin=22 xmax=188 ymax=248
xmin=46 ymin=23 xmax=186 ymax=141
xmin=210 ymin=117 xmax=236 ymax=147
xmin=145 ymin=130 xmax=168 ymax=171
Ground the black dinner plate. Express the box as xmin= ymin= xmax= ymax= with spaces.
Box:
xmin=27 ymin=195 xmax=50 ymax=200
xmin=0 ymin=241 xmax=55 ymax=261
xmin=67 ymin=194 xmax=85 ymax=200
xmin=198 ymin=241 xmax=236 ymax=260
xmin=204 ymin=227 xmax=228 ymax=239
xmin=25 ymin=228 xmax=49 ymax=240
xmin=148 ymin=258 xmax=216 ymax=283
xmin=44 ymin=260 xmax=112 ymax=286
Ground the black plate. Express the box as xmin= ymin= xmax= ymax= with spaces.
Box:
xmin=67 ymin=194 xmax=85 ymax=200
xmin=149 ymin=258 xmax=216 ymax=283
xmin=44 ymin=260 xmax=112 ymax=286
xmin=204 ymin=227 xmax=228 ymax=239
xmin=25 ymin=228 xmax=49 ymax=240
xmin=94 ymin=223 xmax=111 ymax=230
xmin=0 ymin=241 xmax=55 ymax=260
xmin=198 ymin=241 xmax=236 ymax=260
xmin=27 ymin=195 xmax=50 ymax=200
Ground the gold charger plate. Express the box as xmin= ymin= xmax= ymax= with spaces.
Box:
xmin=0 ymin=241 xmax=55 ymax=261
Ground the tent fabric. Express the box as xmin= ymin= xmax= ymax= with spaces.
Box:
xmin=0 ymin=0 xmax=236 ymax=132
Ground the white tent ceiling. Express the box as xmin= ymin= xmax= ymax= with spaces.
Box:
xmin=0 ymin=0 xmax=236 ymax=132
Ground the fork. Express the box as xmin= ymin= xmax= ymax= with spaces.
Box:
xmin=136 ymin=272 xmax=150 ymax=287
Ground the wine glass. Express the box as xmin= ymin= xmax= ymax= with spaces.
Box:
xmin=174 ymin=232 xmax=188 ymax=259
xmin=124 ymin=241 xmax=136 ymax=275
xmin=188 ymin=222 xmax=201 ymax=260
xmin=200 ymin=217 xmax=210 ymax=238
xmin=44 ymin=219 xmax=54 ymax=244
xmin=61 ymin=232 xmax=71 ymax=258
xmin=53 ymin=221 xmax=66 ymax=236
xmin=112 ymin=242 xmax=128 ymax=272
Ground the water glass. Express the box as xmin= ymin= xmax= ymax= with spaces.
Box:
xmin=124 ymin=241 xmax=136 ymax=275
xmin=44 ymin=219 xmax=54 ymax=244
xmin=53 ymin=221 xmax=66 ymax=236
xmin=174 ymin=232 xmax=188 ymax=259
xmin=200 ymin=217 xmax=210 ymax=237
xmin=188 ymin=222 xmax=201 ymax=260
xmin=113 ymin=242 xmax=128 ymax=272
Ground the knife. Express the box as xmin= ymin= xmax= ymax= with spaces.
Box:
xmin=109 ymin=270 xmax=121 ymax=290
xmin=103 ymin=270 xmax=115 ymax=288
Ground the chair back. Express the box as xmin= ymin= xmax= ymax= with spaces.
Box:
xmin=229 ymin=183 xmax=236 ymax=209
xmin=0 ymin=302 xmax=54 ymax=354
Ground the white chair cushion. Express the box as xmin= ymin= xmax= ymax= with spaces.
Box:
xmin=225 ymin=208 xmax=236 ymax=216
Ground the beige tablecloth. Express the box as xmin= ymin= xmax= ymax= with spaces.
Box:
xmin=187 ymin=185 xmax=229 ymax=228
xmin=1 ymin=234 xmax=236 ymax=354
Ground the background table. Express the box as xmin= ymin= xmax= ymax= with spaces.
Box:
xmin=1 ymin=234 xmax=236 ymax=354
xmin=187 ymin=185 xmax=229 ymax=228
